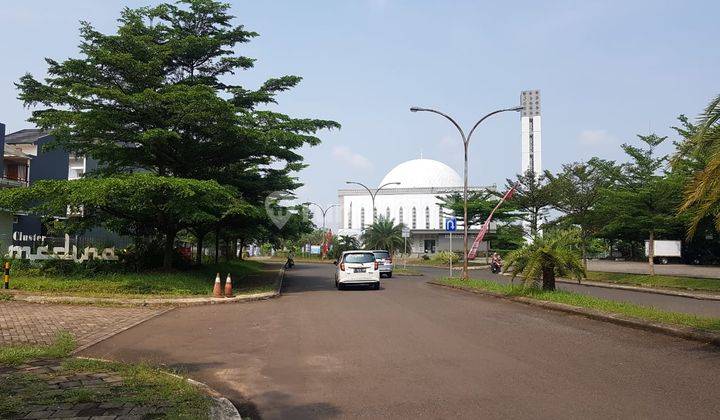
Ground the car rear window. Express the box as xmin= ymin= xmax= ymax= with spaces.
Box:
xmin=343 ymin=253 xmax=376 ymax=263
xmin=373 ymin=251 xmax=390 ymax=259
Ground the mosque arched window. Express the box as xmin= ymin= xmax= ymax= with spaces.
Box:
xmin=361 ymin=207 xmax=365 ymax=229
xmin=386 ymin=206 xmax=391 ymax=220
xmin=412 ymin=207 xmax=417 ymax=229
xmin=399 ymin=207 xmax=404 ymax=225
xmin=425 ymin=206 xmax=430 ymax=229
xmin=348 ymin=203 xmax=352 ymax=229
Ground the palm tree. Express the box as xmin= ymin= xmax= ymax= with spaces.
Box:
xmin=331 ymin=235 xmax=360 ymax=260
xmin=361 ymin=216 xmax=405 ymax=255
xmin=680 ymin=94 xmax=720 ymax=236
xmin=504 ymin=229 xmax=585 ymax=291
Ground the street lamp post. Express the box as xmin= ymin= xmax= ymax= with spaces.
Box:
xmin=345 ymin=181 xmax=402 ymax=225
xmin=410 ymin=105 xmax=522 ymax=280
xmin=306 ymin=202 xmax=339 ymax=230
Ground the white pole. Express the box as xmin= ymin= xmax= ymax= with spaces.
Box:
xmin=449 ymin=231 xmax=453 ymax=277
xmin=404 ymin=236 xmax=407 ymax=270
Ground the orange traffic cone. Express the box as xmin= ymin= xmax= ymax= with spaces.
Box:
xmin=224 ymin=273 xmax=233 ymax=298
xmin=212 ymin=273 xmax=223 ymax=298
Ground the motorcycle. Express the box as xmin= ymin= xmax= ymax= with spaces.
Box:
xmin=285 ymin=256 xmax=295 ymax=269
xmin=490 ymin=260 xmax=502 ymax=274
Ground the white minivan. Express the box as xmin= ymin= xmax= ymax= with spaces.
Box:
xmin=334 ymin=251 xmax=381 ymax=290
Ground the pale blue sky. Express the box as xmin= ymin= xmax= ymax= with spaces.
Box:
xmin=1 ymin=1 xmax=718 ymax=228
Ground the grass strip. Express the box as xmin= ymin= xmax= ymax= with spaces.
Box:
xmin=7 ymin=260 xmax=272 ymax=298
xmin=0 ymin=332 xmax=75 ymax=366
xmin=0 ymin=334 xmax=211 ymax=418
xmin=438 ymin=277 xmax=720 ymax=332
xmin=586 ymin=271 xmax=720 ymax=293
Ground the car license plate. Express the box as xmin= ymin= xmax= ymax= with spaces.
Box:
xmin=354 ymin=268 xmax=366 ymax=273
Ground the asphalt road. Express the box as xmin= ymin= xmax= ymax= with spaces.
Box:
xmin=419 ymin=266 xmax=720 ymax=318
xmin=82 ymin=263 xmax=720 ymax=419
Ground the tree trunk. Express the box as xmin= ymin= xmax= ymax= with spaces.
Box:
xmin=238 ymin=238 xmax=245 ymax=260
xmin=648 ymin=230 xmax=655 ymax=276
xmin=195 ymin=231 xmax=205 ymax=266
xmin=163 ymin=231 xmax=176 ymax=271
xmin=542 ymin=265 xmax=555 ymax=291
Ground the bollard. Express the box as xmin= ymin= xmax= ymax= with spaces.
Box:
xmin=3 ymin=261 xmax=9 ymax=289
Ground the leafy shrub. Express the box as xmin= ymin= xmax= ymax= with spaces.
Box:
xmin=432 ymin=251 xmax=459 ymax=264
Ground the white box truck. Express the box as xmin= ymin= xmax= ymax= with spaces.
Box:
xmin=644 ymin=240 xmax=682 ymax=264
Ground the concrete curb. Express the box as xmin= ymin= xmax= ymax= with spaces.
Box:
xmin=428 ymin=281 xmax=720 ymax=347
xmin=75 ymin=356 xmax=241 ymax=419
xmin=3 ymin=266 xmax=286 ymax=308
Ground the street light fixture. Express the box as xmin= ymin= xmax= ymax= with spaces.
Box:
xmin=410 ymin=105 xmax=522 ymax=280
xmin=305 ymin=202 xmax=339 ymax=230
xmin=345 ymin=181 xmax=402 ymax=225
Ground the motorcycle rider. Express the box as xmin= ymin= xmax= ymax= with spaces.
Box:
xmin=490 ymin=252 xmax=502 ymax=273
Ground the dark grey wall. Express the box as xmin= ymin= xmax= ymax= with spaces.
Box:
xmin=29 ymin=135 xmax=69 ymax=184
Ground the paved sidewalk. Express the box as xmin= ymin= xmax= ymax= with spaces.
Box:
xmin=1 ymin=358 xmax=176 ymax=419
xmin=0 ymin=302 xmax=167 ymax=348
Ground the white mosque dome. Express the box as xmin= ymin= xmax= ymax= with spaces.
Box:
xmin=379 ymin=159 xmax=463 ymax=189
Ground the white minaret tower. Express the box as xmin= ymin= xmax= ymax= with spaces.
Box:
xmin=521 ymin=90 xmax=542 ymax=175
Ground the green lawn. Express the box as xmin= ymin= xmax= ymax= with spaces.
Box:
xmin=0 ymin=333 xmax=210 ymax=418
xmin=4 ymin=260 xmax=275 ymax=298
xmin=437 ymin=277 xmax=720 ymax=332
xmin=586 ymin=271 xmax=720 ymax=293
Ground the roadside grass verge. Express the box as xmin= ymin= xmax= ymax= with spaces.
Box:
xmin=4 ymin=260 xmax=273 ymax=298
xmin=0 ymin=333 xmax=211 ymax=419
xmin=0 ymin=332 xmax=75 ymax=366
xmin=437 ymin=277 xmax=720 ymax=332
xmin=586 ymin=271 xmax=720 ymax=293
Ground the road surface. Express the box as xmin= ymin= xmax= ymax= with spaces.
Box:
xmin=82 ymin=263 xmax=720 ymax=419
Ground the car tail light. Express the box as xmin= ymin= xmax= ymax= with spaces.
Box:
xmin=374 ymin=261 xmax=379 ymax=270
xmin=340 ymin=262 xmax=345 ymax=271
xmin=387 ymin=258 xmax=392 ymax=263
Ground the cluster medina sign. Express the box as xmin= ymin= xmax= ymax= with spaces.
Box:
xmin=8 ymin=234 xmax=118 ymax=262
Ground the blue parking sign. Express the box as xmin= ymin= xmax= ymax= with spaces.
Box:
xmin=445 ymin=217 xmax=457 ymax=232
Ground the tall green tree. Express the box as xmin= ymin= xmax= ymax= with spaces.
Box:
xmin=361 ymin=217 xmax=405 ymax=255
xmin=13 ymin=0 xmax=339 ymax=267
xmin=595 ymin=134 xmax=685 ymax=275
xmin=503 ymin=170 xmax=554 ymax=237
xmin=17 ymin=0 xmax=338 ymax=189
xmin=545 ymin=158 xmax=620 ymax=268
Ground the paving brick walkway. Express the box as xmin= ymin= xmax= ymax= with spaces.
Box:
xmin=1 ymin=358 xmax=174 ymax=419
xmin=0 ymin=302 xmax=168 ymax=348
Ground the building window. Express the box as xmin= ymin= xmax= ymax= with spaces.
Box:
xmin=386 ymin=206 xmax=390 ymax=220
xmin=399 ymin=207 xmax=404 ymax=225
xmin=439 ymin=206 xmax=444 ymax=229
xmin=412 ymin=207 xmax=417 ymax=229
xmin=347 ymin=203 xmax=352 ymax=229
xmin=425 ymin=206 xmax=430 ymax=229
xmin=361 ymin=207 xmax=365 ymax=229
